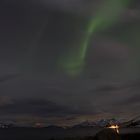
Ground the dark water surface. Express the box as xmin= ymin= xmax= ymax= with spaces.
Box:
xmin=0 ymin=128 xmax=140 ymax=140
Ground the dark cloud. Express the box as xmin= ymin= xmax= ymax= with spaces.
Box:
xmin=0 ymin=74 xmax=21 ymax=83
xmin=33 ymin=0 xmax=101 ymax=15
xmin=0 ymin=98 xmax=96 ymax=117
xmin=0 ymin=96 xmax=13 ymax=106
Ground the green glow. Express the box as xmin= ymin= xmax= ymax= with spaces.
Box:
xmin=81 ymin=0 xmax=130 ymax=59
xmin=59 ymin=0 xmax=130 ymax=76
xmin=58 ymin=48 xmax=85 ymax=76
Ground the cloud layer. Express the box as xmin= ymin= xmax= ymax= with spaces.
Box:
xmin=0 ymin=0 xmax=140 ymax=124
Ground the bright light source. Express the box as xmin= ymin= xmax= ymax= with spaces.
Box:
xmin=108 ymin=125 xmax=119 ymax=134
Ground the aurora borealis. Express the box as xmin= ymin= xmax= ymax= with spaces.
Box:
xmin=0 ymin=0 xmax=140 ymax=125
xmin=59 ymin=0 xmax=131 ymax=76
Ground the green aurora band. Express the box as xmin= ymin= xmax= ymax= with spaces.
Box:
xmin=59 ymin=0 xmax=131 ymax=76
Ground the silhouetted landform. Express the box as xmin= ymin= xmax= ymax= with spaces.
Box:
xmin=94 ymin=128 xmax=121 ymax=140
xmin=0 ymin=117 xmax=140 ymax=128
xmin=0 ymin=127 xmax=140 ymax=140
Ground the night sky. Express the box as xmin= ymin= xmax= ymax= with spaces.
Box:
xmin=0 ymin=0 xmax=140 ymax=126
